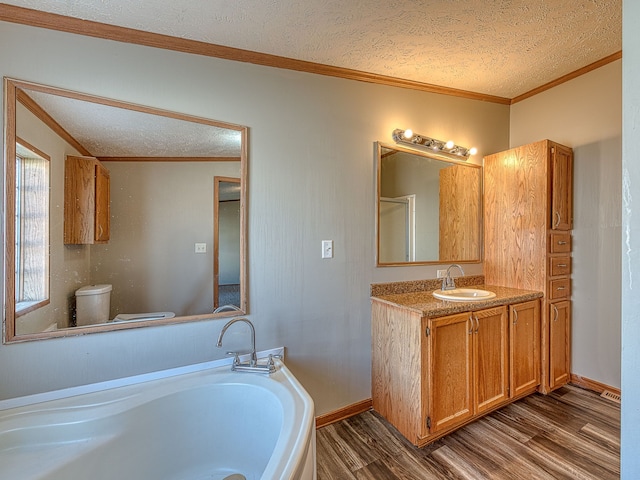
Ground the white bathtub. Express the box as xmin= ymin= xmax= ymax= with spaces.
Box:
xmin=0 ymin=352 xmax=316 ymax=480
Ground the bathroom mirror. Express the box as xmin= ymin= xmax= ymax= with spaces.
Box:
xmin=376 ymin=142 xmax=482 ymax=266
xmin=3 ymin=78 xmax=248 ymax=342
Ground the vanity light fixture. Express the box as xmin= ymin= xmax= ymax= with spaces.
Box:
xmin=392 ymin=128 xmax=477 ymax=160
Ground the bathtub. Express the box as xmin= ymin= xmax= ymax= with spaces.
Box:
xmin=0 ymin=350 xmax=316 ymax=480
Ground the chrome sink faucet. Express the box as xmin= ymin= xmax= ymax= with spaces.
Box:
xmin=442 ymin=264 xmax=465 ymax=291
xmin=216 ymin=317 xmax=276 ymax=374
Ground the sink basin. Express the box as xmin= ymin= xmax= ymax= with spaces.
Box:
xmin=432 ymin=288 xmax=496 ymax=302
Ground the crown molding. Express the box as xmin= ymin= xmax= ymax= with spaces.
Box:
xmin=511 ymin=51 xmax=622 ymax=104
xmin=0 ymin=4 xmax=621 ymax=106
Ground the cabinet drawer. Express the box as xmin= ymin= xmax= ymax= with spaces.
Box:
xmin=549 ymin=256 xmax=571 ymax=276
xmin=548 ymin=278 xmax=571 ymax=300
xmin=549 ymin=233 xmax=571 ymax=253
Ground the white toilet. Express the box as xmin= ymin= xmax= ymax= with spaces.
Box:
xmin=74 ymin=284 xmax=175 ymax=326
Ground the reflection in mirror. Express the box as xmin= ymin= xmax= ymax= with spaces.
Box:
xmin=376 ymin=142 xmax=482 ymax=266
xmin=214 ymin=177 xmax=241 ymax=309
xmin=3 ymin=78 xmax=247 ymax=342
xmin=15 ymin=139 xmax=50 ymax=317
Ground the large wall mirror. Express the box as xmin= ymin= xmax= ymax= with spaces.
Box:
xmin=3 ymin=78 xmax=247 ymax=343
xmin=376 ymin=142 xmax=482 ymax=266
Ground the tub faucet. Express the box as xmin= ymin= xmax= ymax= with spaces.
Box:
xmin=216 ymin=317 xmax=275 ymax=374
xmin=213 ymin=304 xmax=242 ymax=314
xmin=442 ymin=264 xmax=465 ymax=291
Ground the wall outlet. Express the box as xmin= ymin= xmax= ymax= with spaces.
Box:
xmin=195 ymin=243 xmax=207 ymax=253
xmin=322 ymin=240 xmax=333 ymax=259
xmin=436 ymin=269 xmax=447 ymax=278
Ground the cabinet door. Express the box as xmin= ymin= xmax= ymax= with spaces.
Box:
xmin=94 ymin=163 xmax=110 ymax=243
xmin=474 ymin=306 xmax=509 ymax=414
xmin=429 ymin=313 xmax=473 ymax=433
xmin=64 ymin=155 xmax=96 ymax=244
xmin=510 ymin=300 xmax=540 ymax=397
xmin=549 ymin=301 xmax=571 ymax=389
xmin=550 ymin=144 xmax=573 ymax=230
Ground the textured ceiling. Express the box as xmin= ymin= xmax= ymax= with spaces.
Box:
xmin=22 ymin=89 xmax=242 ymax=157
xmin=1 ymin=0 xmax=622 ymax=99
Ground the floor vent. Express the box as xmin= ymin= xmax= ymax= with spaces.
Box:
xmin=601 ymin=390 xmax=621 ymax=404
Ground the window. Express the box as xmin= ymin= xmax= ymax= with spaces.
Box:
xmin=15 ymin=141 xmax=50 ymax=315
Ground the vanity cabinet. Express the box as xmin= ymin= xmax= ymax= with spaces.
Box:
xmin=371 ymin=295 xmax=540 ymax=446
xmin=64 ymin=155 xmax=110 ymax=244
xmin=484 ymin=140 xmax=573 ymax=394
xmin=430 ymin=306 xmax=508 ymax=433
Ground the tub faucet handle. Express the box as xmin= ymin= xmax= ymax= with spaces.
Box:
xmin=226 ymin=351 xmax=241 ymax=365
xmin=268 ymin=354 xmax=283 ymax=366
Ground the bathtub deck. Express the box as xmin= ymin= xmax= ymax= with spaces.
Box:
xmin=316 ymin=384 xmax=620 ymax=479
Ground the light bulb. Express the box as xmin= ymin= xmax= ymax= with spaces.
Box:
xmin=445 ymin=140 xmax=455 ymax=149
xmin=403 ymin=129 xmax=413 ymax=139
xmin=469 ymin=147 xmax=478 ymax=156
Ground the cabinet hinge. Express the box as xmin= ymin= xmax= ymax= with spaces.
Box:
xmin=426 ymin=416 xmax=431 ymax=429
xmin=425 ymin=327 xmax=430 ymax=337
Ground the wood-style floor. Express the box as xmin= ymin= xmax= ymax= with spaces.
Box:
xmin=316 ymin=385 xmax=620 ymax=479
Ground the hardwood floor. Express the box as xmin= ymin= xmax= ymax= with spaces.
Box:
xmin=316 ymin=385 xmax=620 ymax=479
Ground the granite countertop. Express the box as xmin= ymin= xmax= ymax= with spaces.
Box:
xmin=371 ymin=284 xmax=543 ymax=318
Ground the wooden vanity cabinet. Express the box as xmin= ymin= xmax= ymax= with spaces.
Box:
xmin=429 ymin=306 xmax=508 ymax=433
xmin=64 ymin=155 xmax=110 ymax=244
xmin=371 ymin=298 xmax=539 ymax=446
xmin=484 ymin=140 xmax=573 ymax=393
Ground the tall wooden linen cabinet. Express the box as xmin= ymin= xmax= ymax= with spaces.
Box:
xmin=483 ymin=139 xmax=573 ymax=393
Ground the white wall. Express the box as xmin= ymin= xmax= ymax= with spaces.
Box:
xmin=510 ymin=60 xmax=622 ymax=389
xmin=0 ymin=21 xmax=507 ymax=413
xmin=621 ymin=2 xmax=640 ymax=477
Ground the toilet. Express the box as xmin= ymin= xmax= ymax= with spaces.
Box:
xmin=74 ymin=284 xmax=175 ymax=326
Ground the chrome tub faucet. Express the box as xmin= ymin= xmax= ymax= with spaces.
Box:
xmin=213 ymin=304 xmax=242 ymax=314
xmin=216 ymin=317 xmax=276 ymax=374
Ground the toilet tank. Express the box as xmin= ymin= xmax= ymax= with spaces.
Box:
xmin=75 ymin=284 xmax=112 ymax=326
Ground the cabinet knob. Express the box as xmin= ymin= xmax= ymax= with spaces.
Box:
xmin=552 ymin=304 xmax=559 ymax=322
xmin=554 ymin=211 xmax=561 ymax=228
xmin=558 ymin=240 xmax=568 ymax=245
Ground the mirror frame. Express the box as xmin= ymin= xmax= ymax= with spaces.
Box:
xmin=375 ymin=141 xmax=483 ymax=266
xmin=3 ymin=77 xmax=248 ymax=343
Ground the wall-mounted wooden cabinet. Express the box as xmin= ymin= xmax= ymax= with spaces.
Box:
xmin=64 ymin=155 xmax=110 ymax=245
xmin=484 ymin=140 xmax=573 ymax=393
xmin=371 ymin=297 xmax=540 ymax=447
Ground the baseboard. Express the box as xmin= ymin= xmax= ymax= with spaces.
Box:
xmin=570 ymin=374 xmax=621 ymax=397
xmin=315 ymin=398 xmax=372 ymax=429
xmin=314 ymin=375 xmax=619 ymax=429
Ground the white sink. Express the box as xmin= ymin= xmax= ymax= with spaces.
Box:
xmin=432 ymin=288 xmax=496 ymax=302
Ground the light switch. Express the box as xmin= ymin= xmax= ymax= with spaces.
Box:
xmin=322 ymin=240 xmax=333 ymax=259
xmin=195 ymin=243 xmax=207 ymax=253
